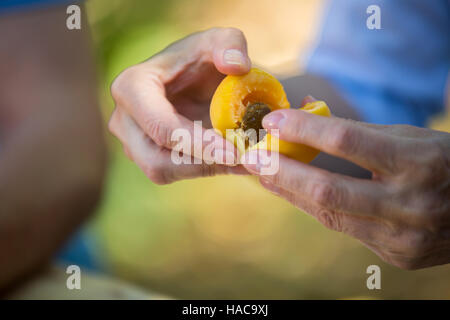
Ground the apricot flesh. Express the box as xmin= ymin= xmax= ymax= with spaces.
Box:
xmin=210 ymin=68 xmax=331 ymax=163
xmin=210 ymin=68 xmax=290 ymax=137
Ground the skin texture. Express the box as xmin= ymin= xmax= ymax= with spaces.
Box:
xmin=110 ymin=28 xmax=450 ymax=269
xmin=282 ymin=75 xmax=371 ymax=179
xmin=242 ymin=96 xmax=450 ymax=270
xmin=109 ymin=28 xmax=368 ymax=184
xmin=109 ymin=28 xmax=251 ymax=184
xmin=0 ymin=6 xmax=106 ymax=291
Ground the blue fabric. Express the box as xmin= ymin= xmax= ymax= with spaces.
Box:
xmin=307 ymin=0 xmax=450 ymax=126
xmin=56 ymin=229 xmax=102 ymax=272
xmin=0 ymin=0 xmax=77 ymax=13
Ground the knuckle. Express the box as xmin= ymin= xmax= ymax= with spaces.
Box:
xmin=273 ymin=166 xmax=300 ymax=190
xmin=313 ymin=208 xmax=343 ymax=232
xmin=224 ymin=27 xmax=245 ymax=38
xmin=414 ymin=143 xmax=446 ymax=184
xmin=110 ymin=66 xmax=136 ymax=104
xmin=206 ymin=27 xmax=221 ymax=34
xmin=330 ymin=124 xmax=358 ymax=155
xmin=144 ymin=118 xmax=171 ymax=147
xmin=110 ymin=78 xmax=122 ymax=104
xmin=285 ymin=117 xmax=305 ymax=140
xmin=402 ymin=192 xmax=446 ymax=231
xmin=214 ymin=27 xmax=245 ymax=39
xmin=310 ymin=178 xmax=339 ymax=209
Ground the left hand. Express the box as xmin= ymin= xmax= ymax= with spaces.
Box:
xmin=108 ymin=28 xmax=250 ymax=184
xmin=241 ymin=97 xmax=450 ymax=270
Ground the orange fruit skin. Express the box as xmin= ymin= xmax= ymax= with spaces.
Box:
xmin=210 ymin=68 xmax=331 ymax=163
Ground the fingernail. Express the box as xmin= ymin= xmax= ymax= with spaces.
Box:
xmin=303 ymin=95 xmax=317 ymax=104
xmin=263 ymin=112 xmax=286 ymax=129
xmin=223 ymin=49 xmax=247 ymax=66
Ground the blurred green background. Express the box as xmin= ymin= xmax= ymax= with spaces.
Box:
xmin=84 ymin=0 xmax=450 ymax=299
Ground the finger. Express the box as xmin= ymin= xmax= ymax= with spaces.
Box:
xmin=243 ymin=150 xmax=387 ymax=218
xmin=134 ymin=141 xmax=247 ymax=184
xmin=149 ymin=27 xmax=251 ymax=79
xmin=300 ymin=95 xmax=316 ymax=107
xmin=111 ymin=28 xmax=252 ymax=164
xmin=111 ymin=74 xmax=238 ymax=165
xmin=259 ymin=178 xmax=386 ymax=245
xmin=109 ymin=108 xmax=249 ymax=184
xmin=262 ymin=109 xmax=399 ymax=174
xmin=300 ymin=95 xmax=389 ymax=131
xmin=209 ymin=28 xmax=252 ymax=75
xmin=260 ymin=176 xmax=422 ymax=266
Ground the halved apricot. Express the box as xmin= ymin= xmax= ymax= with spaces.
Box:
xmin=210 ymin=68 xmax=331 ymax=163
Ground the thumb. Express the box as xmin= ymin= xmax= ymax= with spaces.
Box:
xmin=210 ymin=27 xmax=251 ymax=75
xmin=147 ymin=27 xmax=251 ymax=77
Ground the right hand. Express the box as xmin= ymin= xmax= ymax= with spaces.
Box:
xmin=109 ymin=28 xmax=251 ymax=184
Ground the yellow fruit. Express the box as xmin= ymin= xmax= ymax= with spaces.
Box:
xmin=210 ymin=68 xmax=331 ymax=163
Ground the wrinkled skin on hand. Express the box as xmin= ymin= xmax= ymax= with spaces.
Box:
xmin=109 ymin=28 xmax=252 ymax=184
xmin=210 ymin=68 xmax=331 ymax=162
xmin=242 ymin=97 xmax=450 ymax=270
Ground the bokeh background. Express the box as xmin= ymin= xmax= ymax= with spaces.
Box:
xmin=82 ymin=0 xmax=450 ymax=299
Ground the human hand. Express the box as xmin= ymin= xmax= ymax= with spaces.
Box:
xmin=109 ymin=28 xmax=251 ymax=184
xmin=242 ymin=96 xmax=450 ymax=269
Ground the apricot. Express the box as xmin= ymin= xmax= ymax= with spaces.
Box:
xmin=210 ymin=68 xmax=331 ymax=163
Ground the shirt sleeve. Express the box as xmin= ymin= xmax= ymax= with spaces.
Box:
xmin=306 ymin=0 xmax=450 ymax=126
